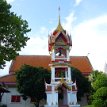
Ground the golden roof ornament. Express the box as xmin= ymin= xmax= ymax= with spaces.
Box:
xmin=56 ymin=6 xmax=64 ymax=32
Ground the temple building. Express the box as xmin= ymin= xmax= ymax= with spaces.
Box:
xmin=0 ymin=13 xmax=93 ymax=107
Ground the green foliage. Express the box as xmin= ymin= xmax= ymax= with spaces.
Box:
xmin=92 ymin=87 xmax=107 ymax=107
xmin=92 ymin=74 xmax=107 ymax=90
xmin=92 ymin=99 xmax=104 ymax=107
xmin=71 ymin=67 xmax=91 ymax=100
xmin=16 ymin=65 xmax=50 ymax=107
xmin=93 ymin=87 xmax=107 ymax=99
xmin=89 ymin=70 xmax=102 ymax=82
xmin=89 ymin=70 xmax=107 ymax=107
xmin=0 ymin=0 xmax=31 ymax=69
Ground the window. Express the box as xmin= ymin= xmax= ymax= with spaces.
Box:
xmin=11 ymin=95 xmax=21 ymax=102
xmin=55 ymin=68 xmax=67 ymax=78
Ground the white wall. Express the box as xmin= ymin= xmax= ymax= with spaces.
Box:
xmin=1 ymin=87 xmax=35 ymax=107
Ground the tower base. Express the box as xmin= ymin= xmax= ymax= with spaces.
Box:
xmin=68 ymin=104 xmax=80 ymax=107
xmin=44 ymin=104 xmax=80 ymax=107
xmin=44 ymin=105 xmax=58 ymax=107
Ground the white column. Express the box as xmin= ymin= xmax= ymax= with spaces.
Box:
xmin=52 ymin=49 xmax=55 ymax=61
xmin=67 ymin=50 xmax=70 ymax=61
xmin=68 ymin=67 xmax=71 ymax=81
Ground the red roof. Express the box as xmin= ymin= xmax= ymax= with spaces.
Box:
xmin=0 ymin=74 xmax=16 ymax=86
xmin=0 ymin=55 xmax=93 ymax=84
xmin=9 ymin=55 xmax=93 ymax=74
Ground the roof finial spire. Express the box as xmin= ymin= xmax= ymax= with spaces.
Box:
xmin=58 ymin=6 xmax=61 ymax=25
xmin=56 ymin=4 xmax=63 ymax=31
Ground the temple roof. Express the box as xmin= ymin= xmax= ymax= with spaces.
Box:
xmin=9 ymin=55 xmax=93 ymax=74
xmin=48 ymin=16 xmax=72 ymax=51
xmin=0 ymin=55 xmax=93 ymax=84
xmin=0 ymin=73 xmax=16 ymax=85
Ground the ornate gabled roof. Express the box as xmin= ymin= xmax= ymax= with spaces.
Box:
xmin=48 ymin=15 xmax=72 ymax=51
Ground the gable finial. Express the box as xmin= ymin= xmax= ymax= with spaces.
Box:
xmin=56 ymin=3 xmax=63 ymax=31
xmin=58 ymin=6 xmax=61 ymax=25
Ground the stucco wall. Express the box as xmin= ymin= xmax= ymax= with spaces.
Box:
xmin=1 ymin=87 xmax=35 ymax=107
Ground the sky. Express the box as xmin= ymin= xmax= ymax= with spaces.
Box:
xmin=0 ymin=0 xmax=107 ymax=76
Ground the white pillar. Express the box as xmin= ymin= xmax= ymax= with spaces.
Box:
xmin=52 ymin=49 xmax=55 ymax=61
xmin=68 ymin=67 xmax=71 ymax=81
xmin=67 ymin=50 xmax=70 ymax=61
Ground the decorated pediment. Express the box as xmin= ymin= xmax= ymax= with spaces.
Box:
xmin=55 ymin=34 xmax=67 ymax=46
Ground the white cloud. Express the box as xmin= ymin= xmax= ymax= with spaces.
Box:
xmin=0 ymin=61 xmax=11 ymax=76
xmin=74 ymin=0 xmax=83 ymax=6
xmin=63 ymin=12 xmax=76 ymax=34
xmin=19 ymin=26 xmax=49 ymax=55
xmin=20 ymin=36 xmax=49 ymax=55
xmin=71 ymin=14 xmax=107 ymax=71
xmin=6 ymin=0 xmax=15 ymax=3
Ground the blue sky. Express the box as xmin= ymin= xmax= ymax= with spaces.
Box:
xmin=0 ymin=0 xmax=107 ymax=76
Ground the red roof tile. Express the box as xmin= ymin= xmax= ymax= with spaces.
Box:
xmin=0 ymin=55 xmax=93 ymax=83
xmin=0 ymin=73 xmax=16 ymax=83
xmin=9 ymin=55 xmax=93 ymax=74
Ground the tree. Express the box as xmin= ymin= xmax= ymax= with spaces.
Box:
xmin=71 ymin=67 xmax=91 ymax=101
xmin=16 ymin=65 xmax=50 ymax=107
xmin=89 ymin=70 xmax=107 ymax=107
xmin=0 ymin=0 xmax=31 ymax=69
xmin=92 ymin=87 xmax=107 ymax=107
xmin=92 ymin=73 xmax=107 ymax=90
xmin=89 ymin=70 xmax=101 ymax=82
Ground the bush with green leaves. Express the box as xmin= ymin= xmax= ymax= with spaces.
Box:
xmin=89 ymin=70 xmax=107 ymax=107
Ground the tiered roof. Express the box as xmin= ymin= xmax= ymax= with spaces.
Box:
xmin=48 ymin=15 xmax=72 ymax=51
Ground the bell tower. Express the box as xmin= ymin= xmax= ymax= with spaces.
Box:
xmin=45 ymin=9 xmax=80 ymax=107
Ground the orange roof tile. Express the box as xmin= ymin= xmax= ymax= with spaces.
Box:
xmin=0 ymin=55 xmax=93 ymax=84
xmin=70 ymin=56 xmax=93 ymax=73
xmin=0 ymin=73 xmax=16 ymax=83
xmin=9 ymin=55 xmax=93 ymax=74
